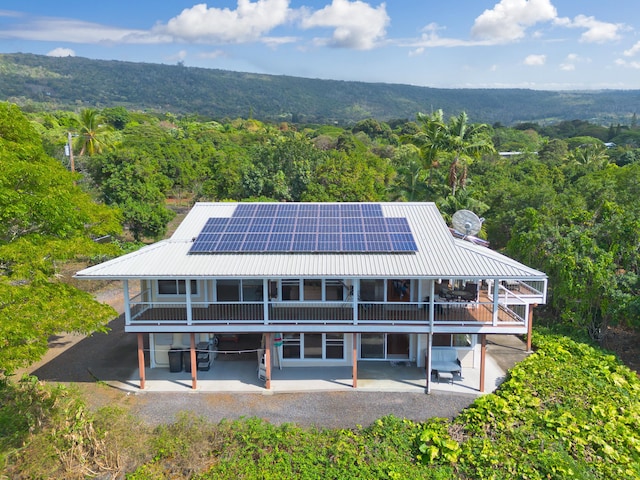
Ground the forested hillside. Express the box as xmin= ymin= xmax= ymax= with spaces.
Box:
xmin=2 ymin=52 xmax=640 ymax=125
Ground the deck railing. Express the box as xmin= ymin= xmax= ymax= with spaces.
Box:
xmin=128 ymin=298 xmax=526 ymax=328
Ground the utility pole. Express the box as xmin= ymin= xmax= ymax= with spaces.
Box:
xmin=67 ymin=131 xmax=75 ymax=173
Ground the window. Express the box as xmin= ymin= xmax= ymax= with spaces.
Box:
xmin=304 ymin=334 xmax=323 ymax=358
xmin=282 ymin=279 xmax=300 ymax=301
xmin=304 ymin=279 xmax=322 ymax=301
xmin=217 ymin=280 xmax=239 ymax=301
xmin=282 ymin=333 xmax=345 ymax=360
xmin=326 ymin=334 xmax=345 ymax=359
xmin=325 ymin=280 xmax=345 ymax=301
xmin=157 ymin=279 xmax=198 ymax=295
xmin=283 ymin=333 xmax=301 ymax=358
xmin=360 ymin=279 xmax=384 ymax=301
xmin=242 ymin=280 xmax=263 ymax=301
xmin=433 ymin=334 xmax=472 ymax=347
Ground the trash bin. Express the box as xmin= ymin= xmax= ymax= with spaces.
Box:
xmin=168 ymin=348 xmax=182 ymax=372
xmin=183 ymin=350 xmax=192 ymax=373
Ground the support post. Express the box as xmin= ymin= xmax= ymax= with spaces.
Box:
xmin=265 ymin=333 xmax=272 ymax=389
xmin=137 ymin=333 xmax=145 ymax=390
xmin=425 ymin=333 xmax=432 ymax=394
xmin=352 ymin=333 xmax=358 ymax=388
xmin=190 ymin=333 xmax=197 ymax=390
xmin=479 ymin=334 xmax=487 ymax=393
xmin=527 ymin=305 xmax=536 ymax=352
xmin=186 ymin=279 xmax=193 ymax=326
xmin=263 ymin=279 xmax=269 ymax=325
xmin=123 ymin=280 xmax=131 ymax=326
xmin=492 ymin=280 xmax=500 ymax=326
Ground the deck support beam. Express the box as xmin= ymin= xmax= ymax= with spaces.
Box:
xmin=352 ymin=333 xmax=358 ymax=388
xmin=137 ymin=333 xmax=145 ymax=390
xmin=425 ymin=334 xmax=432 ymax=394
xmin=479 ymin=334 xmax=487 ymax=393
xmin=527 ymin=305 xmax=536 ymax=352
xmin=190 ymin=333 xmax=197 ymax=390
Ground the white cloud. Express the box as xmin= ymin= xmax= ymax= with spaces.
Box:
xmin=471 ymin=0 xmax=557 ymax=43
xmin=165 ymin=50 xmax=188 ymax=62
xmin=623 ymin=41 xmax=640 ymax=57
xmin=0 ymin=17 xmax=149 ymax=44
xmin=198 ymin=50 xmax=227 ymax=60
xmin=157 ymin=0 xmax=291 ymax=44
xmin=300 ymin=0 xmax=389 ymax=50
xmin=47 ymin=47 xmax=75 ymax=57
xmin=559 ymin=53 xmax=590 ymax=71
xmin=615 ymin=58 xmax=640 ymax=69
xmin=524 ymin=54 xmax=546 ymax=66
xmin=566 ymin=15 xmax=623 ymax=43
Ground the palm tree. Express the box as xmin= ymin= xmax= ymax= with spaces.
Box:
xmin=442 ymin=112 xmax=495 ymax=196
xmin=75 ymin=108 xmax=113 ymax=156
xmin=402 ymin=110 xmax=447 ymax=188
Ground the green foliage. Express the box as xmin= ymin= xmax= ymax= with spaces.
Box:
xmin=0 ymin=102 xmax=122 ymax=375
xmin=86 ymin=149 xmax=175 ymax=240
xmin=423 ymin=332 xmax=640 ymax=479
xmin=2 ymin=334 xmax=639 ymax=478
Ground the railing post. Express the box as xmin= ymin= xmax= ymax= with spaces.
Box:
xmin=263 ymin=279 xmax=269 ymax=325
xmin=428 ymin=280 xmax=435 ymax=330
xmin=186 ymin=279 xmax=193 ymax=325
xmin=492 ymin=280 xmax=500 ymax=326
xmin=124 ymin=280 xmax=131 ymax=326
xmin=353 ymin=279 xmax=358 ymax=325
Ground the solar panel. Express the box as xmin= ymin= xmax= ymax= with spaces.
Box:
xmin=188 ymin=203 xmax=418 ymax=254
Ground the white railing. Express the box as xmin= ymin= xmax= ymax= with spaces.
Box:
xmin=127 ymin=299 xmax=524 ymax=327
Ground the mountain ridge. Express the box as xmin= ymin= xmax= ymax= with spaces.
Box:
xmin=1 ymin=52 xmax=639 ymax=125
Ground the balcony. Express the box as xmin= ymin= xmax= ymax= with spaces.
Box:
xmin=127 ymin=290 xmax=529 ymax=334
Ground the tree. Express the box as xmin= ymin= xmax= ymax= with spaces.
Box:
xmin=402 ymin=110 xmax=446 ymax=189
xmin=0 ymin=102 xmax=122 ymax=375
xmin=86 ymin=150 xmax=174 ymax=241
xmin=75 ymin=108 xmax=114 ymax=156
xmin=441 ymin=112 xmax=495 ymax=196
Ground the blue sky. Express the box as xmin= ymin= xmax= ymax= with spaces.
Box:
xmin=1 ymin=0 xmax=639 ymax=90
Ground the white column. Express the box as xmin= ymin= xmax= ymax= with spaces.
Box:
xmin=185 ymin=279 xmax=193 ymax=325
xmin=124 ymin=280 xmax=131 ymax=326
xmin=492 ymin=279 xmax=500 ymax=326
xmin=263 ymin=279 xmax=269 ymax=325
xmin=353 ymin=279 xmax=358 ymax=325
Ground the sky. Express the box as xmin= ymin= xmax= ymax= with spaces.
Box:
xmin=1 ymin=0 xmax=640 ymax=90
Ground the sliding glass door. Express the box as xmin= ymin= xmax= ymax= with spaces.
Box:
xmin=359 ymin=334 xmax=409 ymax=360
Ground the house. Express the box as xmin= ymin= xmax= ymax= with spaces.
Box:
xmin=75 ymin=202 xmax=547 ymax=393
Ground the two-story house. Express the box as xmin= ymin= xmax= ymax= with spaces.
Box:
xmin=75 ymin=202 xmax=547 ymax=393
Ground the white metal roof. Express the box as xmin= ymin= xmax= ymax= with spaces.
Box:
xmin=75 ymin=202 xmax=547 ymax=280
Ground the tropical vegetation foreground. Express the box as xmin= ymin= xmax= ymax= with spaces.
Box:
xmin=1 ymin=332 xmax=638 ymax=478
xmin=1 ymin=100 xmax=640 ymax=477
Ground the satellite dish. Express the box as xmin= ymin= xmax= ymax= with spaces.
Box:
xmin=452 ymin=209 xmax=483 ymax=237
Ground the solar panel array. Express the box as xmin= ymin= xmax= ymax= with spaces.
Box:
xmin=189 ymin=203 xmax=418 ymax=254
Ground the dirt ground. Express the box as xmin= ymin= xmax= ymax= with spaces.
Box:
xmin=602 ymin=325 xmax=640 ymax=377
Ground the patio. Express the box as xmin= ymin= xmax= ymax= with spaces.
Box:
xmin=109 ymin=346 xmax=513 ymax=395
